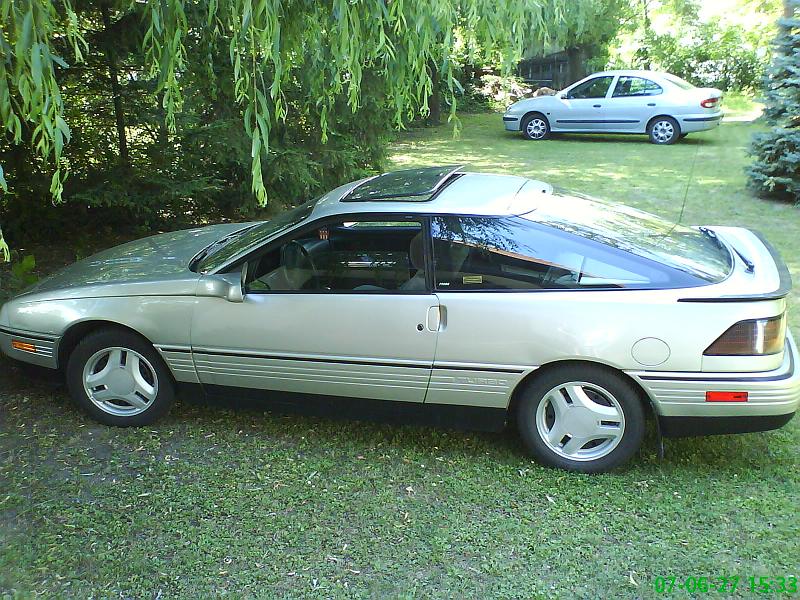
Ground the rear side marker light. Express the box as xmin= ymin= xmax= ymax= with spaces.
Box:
xmin=11 ymin=340 xmax=37 ymax=353
xmin=700 ymin=97 xmax=719 ymax=108
xmin=706 ymin=391 xmax=748 ymax=402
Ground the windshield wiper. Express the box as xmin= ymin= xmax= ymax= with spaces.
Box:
xmin=189 ymin=224 xmax=258 ymax=271
xmin=699 ymin=226 xmax=754 ymax=273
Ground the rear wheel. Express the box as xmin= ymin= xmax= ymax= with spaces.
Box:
xmin=521 ymin=113 xmax=551 ymax=141
xmin=66 ymin=329 xmax=175 ymax=426
xmin=516 ymin=365 xmax=645 ymax=473
xmin=647 ymin=116 xmax=680 ymax=144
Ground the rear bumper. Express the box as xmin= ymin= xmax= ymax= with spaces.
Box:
xmin=627 ymin=332 xmax=800 ymax=436
xmin=679 ymin=111 xmax=723 ymax=133
xmin=658 ymin=412 xmax=794 ymax=437
xmin=0 ymin=326 xmax=60 ymax=369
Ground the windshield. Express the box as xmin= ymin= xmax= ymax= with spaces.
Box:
xmin=521 ymin=190 xmax=733 ymax=282
xmin=663 ymin=74 xmax=695 ymax=90
xmin=197 ymin=197 xmax=318 ymax=272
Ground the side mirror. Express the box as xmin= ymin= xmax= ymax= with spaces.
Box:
xmin=197 ymin=267 xmax=247 ymax=303
xmin=559 ymin=93 xmax=568 ymax=99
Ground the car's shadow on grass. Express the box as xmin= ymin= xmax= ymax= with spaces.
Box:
xmin=2 ymin=356 xmax=792 ymax=475
xmin=536 ymin=133 xmax=717 ymax=146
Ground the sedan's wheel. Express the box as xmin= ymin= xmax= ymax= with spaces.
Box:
xmin=521 ymin=113 xmax=550 ymax=140
xmin=67 ymin=329 xmax=175 ymax=426
xmin=647 ymin=117 xmax=680 ymax=145
xmin=517 ymin=365 xmax=645 ymax=473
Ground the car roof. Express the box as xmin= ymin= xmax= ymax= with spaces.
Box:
xmin=580 ymin=69 xmax=675 ymax=81
xmin=310 ymin=168 xmax=553 ymax=219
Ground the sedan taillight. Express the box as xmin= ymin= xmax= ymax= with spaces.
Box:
xmin=700 ymin=97 xmax=720 ymax=108
xmin=704 ymin=314 xmax=786 ymax=356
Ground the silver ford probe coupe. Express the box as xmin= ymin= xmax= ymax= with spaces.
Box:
xmin=1 ymin=166 xmax=797 ymax=472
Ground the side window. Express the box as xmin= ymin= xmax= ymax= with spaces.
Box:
xmin=567 ymin=76 xmax=614 ymax=99
xmin=245 ymin=219 xmax=427 ymax=293
xmin=431 ymin=216 xmax=669 ymax=291
xmin=612 ymin=76 xmax=663 ymax=97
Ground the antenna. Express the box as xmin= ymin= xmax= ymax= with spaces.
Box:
xmin=668 ymin=134 xmax=703 ymax=234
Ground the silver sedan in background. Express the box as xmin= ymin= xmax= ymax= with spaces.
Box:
xmin=503 ymin=70 xmax=723 ymax=144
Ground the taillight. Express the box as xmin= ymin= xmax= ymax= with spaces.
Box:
xmin=700 ymin=97 xmax=719 ymax=108
xmin=704 ymin=314 xmax=786 ymax=356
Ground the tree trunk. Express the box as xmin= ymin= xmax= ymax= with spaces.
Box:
xmin=566 ymin=46 xmax=585 ymax=85
xmin=785 ymin=0 xmax=793 ymax=18
xmin=100 ymin=2 xmax=129 ymax=168
xmin=639 ymin=0 xmax=652 ymax=70
xmin=427 ymin=60 xmax=442 ymax=126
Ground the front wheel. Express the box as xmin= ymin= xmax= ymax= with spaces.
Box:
xmin=66 ymin=328 xmax=175 ymax=426
xmin=521 ymin=113 xmax=551 ymax=141
xmin=516 ymin=365 xmax=645 ymax=473
xmin=647 ymin=116 xmax=680 ymax=145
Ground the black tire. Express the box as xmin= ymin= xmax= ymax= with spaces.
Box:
xmin=647 ymin=116 xmax=680 ymax=145
xmin=679 ymin=133 xmax=689 ymax=139
xmin=516 ymin=364 xmax=645 ymax=473
xmin=66 ymin=328 xmax=175 ymax=426
xmin=521 ymin=113 xmax=551 ymax=141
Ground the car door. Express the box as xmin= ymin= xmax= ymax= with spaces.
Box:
xmin=190 ymin=216 xmax=440 ymax=403
xmin=551 ymin=75 xmax=615 ymax=131
xmin=425 ymin=212 xmax=682 ymax=411
xmin=603 ymin=76 xmax=664 ymax=132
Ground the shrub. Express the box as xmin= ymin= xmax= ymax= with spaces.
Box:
xmin=748 ymin=3 xmax=800 ymax=201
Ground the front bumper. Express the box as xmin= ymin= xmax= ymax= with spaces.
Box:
xmin=627 ymin=332 xmax=800 ymax=436
xmin=0 ymin=326 xmax=60 ymax=369
xmin=502 ymin=114 xmax=521 ymax=131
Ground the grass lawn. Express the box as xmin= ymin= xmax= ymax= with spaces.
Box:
xmin=1 ymin=110 xmax=798 ymax=599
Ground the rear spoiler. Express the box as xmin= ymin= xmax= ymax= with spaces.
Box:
xmin=678 ymin=230 xmax=792 ymax=303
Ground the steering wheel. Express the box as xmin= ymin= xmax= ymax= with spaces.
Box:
xmin=283 ymin=240 xmax=321 ymax=289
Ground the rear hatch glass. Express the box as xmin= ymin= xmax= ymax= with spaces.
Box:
xmin=521 ymin=190 xmax=733 ymax=283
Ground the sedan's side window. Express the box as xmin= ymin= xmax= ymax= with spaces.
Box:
xmin=567 ymin=76 xmax=614 ymax=99
xmin=245 ymin=218 xmax=427 ymax=293
xmin=612 ymin=76 xmax=663 ymax=97
xmin=431 ymin=216 xmax=671 ymax=291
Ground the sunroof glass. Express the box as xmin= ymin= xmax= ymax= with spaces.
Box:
xmin=342 ymin=165 xmax=464 ymax=202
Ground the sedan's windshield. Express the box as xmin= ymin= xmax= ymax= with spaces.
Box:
xmin=520 ymin=189 xmax=733 ymax=282
xmin=196 ymin=197 xmax=318 ymax=272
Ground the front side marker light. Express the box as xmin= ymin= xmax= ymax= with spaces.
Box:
xmin=11 ymin=340 xmax=37 ymax=353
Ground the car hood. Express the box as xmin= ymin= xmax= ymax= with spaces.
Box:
xmin=17 ymin=223 xmax=254 ymax=299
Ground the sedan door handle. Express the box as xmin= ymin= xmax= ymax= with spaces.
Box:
xmin=647 ymin=103 xmax=656 ymax=106
xmin=426 ymin=306 xmax=441 ymax=332
xmin=593 ymin=104 xmax=602 ymax=108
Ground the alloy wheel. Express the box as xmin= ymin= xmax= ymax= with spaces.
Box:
xmin=652 ymin=120 xmax=675 ymax=143
xmin=535 ymin=381 xmax=625 ymax=461
xmin=82 ymin=347 xmax=159 ymax=416
xmin=526 ymin=118 xmax=548 ymax=140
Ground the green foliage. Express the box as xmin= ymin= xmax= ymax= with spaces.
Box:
xmin=0 ymin=0 xmax=86 ymax=204
xmin=1 ymin=0 xmax=612 ymax=256
xmin=645 ymin=20 xmax=770 ymax=92
xmin=10 ymin=253 xmax=37 ymax=289
xmin=748 ymin=2 xmax=800 ymax=201
xmin=610 ymin=0 xmax=778 ymax=93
